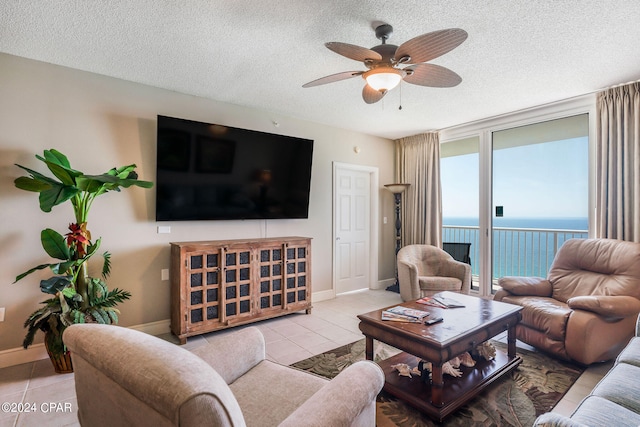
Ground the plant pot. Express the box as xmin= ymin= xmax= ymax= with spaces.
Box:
xmin=44 ymin=332 xmax=73 ymax=374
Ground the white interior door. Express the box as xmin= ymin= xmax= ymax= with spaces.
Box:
xmin=334 ymin=165 xmax=371 ymax=294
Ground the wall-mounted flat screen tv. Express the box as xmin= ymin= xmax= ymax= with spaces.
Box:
xmin=156 ymin=115 xmax=314 ymax=221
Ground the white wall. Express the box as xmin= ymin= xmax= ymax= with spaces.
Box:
xmin=0 ymin=53 xmax=397 ymax=355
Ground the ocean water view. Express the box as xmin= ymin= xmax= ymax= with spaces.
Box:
xmin=444 ymin=217 xmax=588 ymax=230
xmin=443 ymin=217 xmax=589 ymax=283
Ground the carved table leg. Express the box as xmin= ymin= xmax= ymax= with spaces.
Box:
xmin=431 ymin=363 xmax=444 ymax=407
xmin=507 ymin=323 xmax=517 ymax=359
xmin=365 ymin=336 xmax=374 ymax=361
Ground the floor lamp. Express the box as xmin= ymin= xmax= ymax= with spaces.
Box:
xmin=384 ymin=183 xmax=410 ymax=292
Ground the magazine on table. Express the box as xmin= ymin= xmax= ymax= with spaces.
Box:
xmin=381 ymin=306 xmax=431 ymax=322
xmin=417 ymin=294 xmax=465 ymax=308
xmin=381 ymin=311 xmax=423 ymax=322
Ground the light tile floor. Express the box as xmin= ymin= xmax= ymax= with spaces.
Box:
xmin=0 ymin=289 xmax=612 ymax=426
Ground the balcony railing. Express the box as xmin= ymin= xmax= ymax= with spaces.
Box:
xmin=443 ymin=225 xmax=588 ymax=291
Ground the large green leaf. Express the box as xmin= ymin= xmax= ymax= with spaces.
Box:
xmin=14 ymin=164 xmax=60 ymax=189
xmin=14 ymin=263 xmax=52 ymax=283
xmin=40 ymin=149 xmax=71 ymax=169
xmin=13 ymin=176 xmax=52 ymax=192
xmin=109 ymin=164 xmax=136 ymax=179
xmin=40 ymin=276 xmax=72 ymax=294
xmin=41 ymin=228 xmax=70 ymax=260
xmin=84 ymin=238 xmax=101 ymax=259
xmin=77 ymin=173 xmax=153 ymax=192
xmin=73 ymin=176 xmax=100 ymax=193
xmin=117 ymin=177 xmax=154 ymax=189
xmin=42 ymin=160 xmax=80 ymax=186
xmin=49 ymin=260 xmax=77 ymax=275
xmin=38 ymin=183 xmax=79 ymax=212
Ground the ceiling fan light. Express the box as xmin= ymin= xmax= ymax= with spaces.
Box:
xmin=364 ymin=68 xmax=405 ymax=92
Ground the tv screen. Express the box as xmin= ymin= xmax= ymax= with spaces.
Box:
xmin=156 ymin=115 xmax=314 ymax=221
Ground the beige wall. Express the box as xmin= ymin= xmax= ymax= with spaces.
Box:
xmin=0 ymin=53 xmax=397 ymax=352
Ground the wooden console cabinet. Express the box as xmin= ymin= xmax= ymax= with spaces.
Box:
xmin=170 ymin=237 xmax=312 ymax=344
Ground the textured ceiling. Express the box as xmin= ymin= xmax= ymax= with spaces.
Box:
xmin=2 ymin=1 xmax=640 ymax=139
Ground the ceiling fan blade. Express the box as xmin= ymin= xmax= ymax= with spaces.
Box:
xmin=362 ymin=84 xmax=386 ymax=104
xmin=395 ymin=28 xmax=468 ymax=64
xmin=325 ymin=42 xmax=383 ymax=62
xmin=403 ymin=63 xmax=462 ymax=87
xmin=302 ymin=71 xmax=363 ymax=88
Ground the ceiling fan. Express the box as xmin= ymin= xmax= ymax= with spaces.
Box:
xmin=302 ymin=23 xmax=468 ymax=104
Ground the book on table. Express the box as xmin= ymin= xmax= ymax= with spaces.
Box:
xmin=417 ymin=294 xmax=466 ymax=308
xmin=381 ymin=306 xmax=431 ymax=322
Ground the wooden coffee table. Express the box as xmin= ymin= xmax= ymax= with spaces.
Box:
xmin=358 ymin=291 xmax=522 ymax=421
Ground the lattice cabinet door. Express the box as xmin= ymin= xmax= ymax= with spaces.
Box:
xmin=284 ymin=242 xmax=311 ymax=308
xmin=220 ymin=245 xmax=253 ymax=322
xmin=184 ymin=250 xmax=223 ymax=332
xmin=258 ymin=243 xmax=285 ymax=312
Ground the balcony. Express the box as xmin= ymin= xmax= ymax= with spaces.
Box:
xmin=443 ymin=225 xmax=588 ymax=292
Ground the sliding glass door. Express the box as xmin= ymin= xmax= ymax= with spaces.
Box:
xmin=441 ymin=136 xmax=480 ymax=291
xmin=491 ymin=114 xmax=589 ymax=292
xmin=441 ymin=113 xmax=590 ymax=295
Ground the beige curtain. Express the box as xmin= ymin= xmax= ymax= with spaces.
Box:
xmin=596 ymin=82 xmax=640 ymax=242
xmin=395 ymin=132 xmax=442 ymax=246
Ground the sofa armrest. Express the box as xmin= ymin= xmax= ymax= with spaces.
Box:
xmin=533 ymin=412 xmax=589 ymax=427
xmin=191 ymin=326 xmax=266 ymax=384
xmin=567 ymin=296 xmax=640 ymax=319
xmin=498 ymin=276 xmax=552 ymax=297
xmin=279 ymin=361 xmax=384 ymax=427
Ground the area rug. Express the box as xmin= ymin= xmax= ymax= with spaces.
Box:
xmin=290 ymin=339 xmax=584 ymax=426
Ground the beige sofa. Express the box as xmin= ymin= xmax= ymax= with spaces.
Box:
xmin=495 ymin=238 xmax=640 ymax=365
xmin=64 ymin=324 xmax=384 ymax=426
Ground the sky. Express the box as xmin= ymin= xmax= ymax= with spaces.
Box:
xmin=441 ymin=137 xmax=589 ymax=219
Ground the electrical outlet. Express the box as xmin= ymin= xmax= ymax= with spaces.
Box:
xmin=383 ymin=216 xmax=388 ymax=224
xmin=161 ymin=269 xmax=169 ymax=281
xmin=0 ymin=307 xmax=5 ymax=322
xmin=157 ymin=226 xmax=171 ymax=234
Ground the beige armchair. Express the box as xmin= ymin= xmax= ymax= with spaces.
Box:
xmin=494 ymin=238 xmax=640 ymax=365
xmin=397 ymin=244 xmax=471 ymax=302
xmin=64 ymin=324 xmax=384 ymax=427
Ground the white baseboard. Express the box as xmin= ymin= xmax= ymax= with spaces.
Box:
xmin=128 ymin=319 xmax=171 ymax=336
xmin=0 ymin=320 xmax=172 ymax=369
xmin=312 ymin=289 xmax=335 ymax=303
xmin=0 ymin=344 xmax=49 ymax=369
xmin=375 ymin=278 xmax=396 ymax=290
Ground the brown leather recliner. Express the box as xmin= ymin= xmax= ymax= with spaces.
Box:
xmin=494 ymin=238 xmax=640 ymax=365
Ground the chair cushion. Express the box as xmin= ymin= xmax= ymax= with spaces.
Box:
xmin=617 ymin=337 xmax=640 ymax=367
xmin=418 ymin=276 xmax=462 ymax=293
xmin=571 ymin=396 xmax=640 ymax=427
xmin=591 ymin=363 xmax=640 ymax=413
xmin=230 ymin=360 xmax=327 ymax=426
xmin=498 ymin=295 xmax=571 ymax=340
xmin=549 ymin=238 xmax=640 ymax=302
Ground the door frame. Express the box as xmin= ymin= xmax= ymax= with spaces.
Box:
xmin=332 ymin=162 xmax=379 ymax=297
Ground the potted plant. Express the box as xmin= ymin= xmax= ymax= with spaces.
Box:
xmin=14 ymin=149 xmax=153 ymax=372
